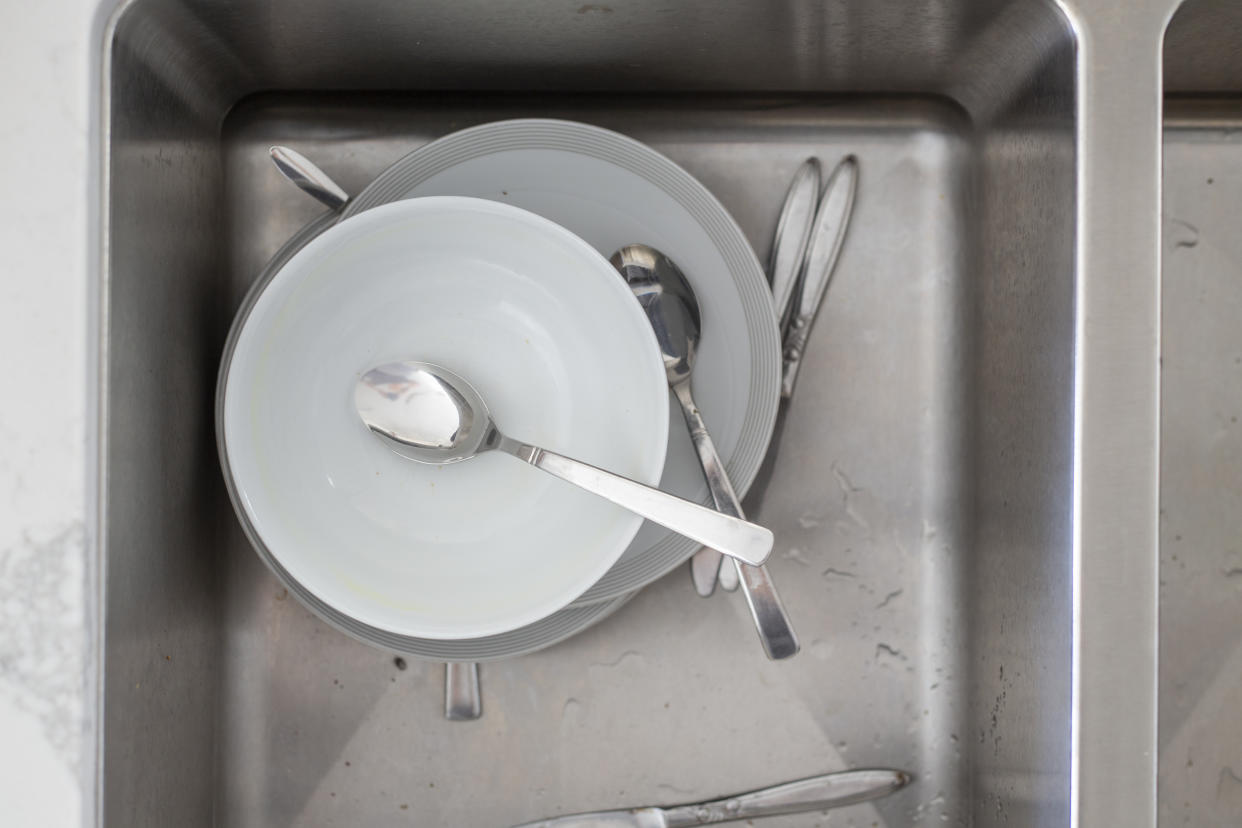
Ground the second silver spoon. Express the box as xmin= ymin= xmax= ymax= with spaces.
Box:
xmin=611 ymin=244 xmax=799 ymax=660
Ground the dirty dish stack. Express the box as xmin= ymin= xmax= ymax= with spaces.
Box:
xmin=217 ymin=119 xmax=782 ymax=664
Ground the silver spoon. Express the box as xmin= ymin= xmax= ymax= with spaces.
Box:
xmin=611 ymin=245 xmax=798 ymax=660
xmin=354 ymin=361 xmax=774 ymax=567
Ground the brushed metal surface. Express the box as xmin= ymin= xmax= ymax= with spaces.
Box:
xmin=1159 ymin=104 xmax=1242 ymax=826
xmin=103 ymin=86 xmax=1072 ymax=825
xmin=219 ymin=97 xmax=996 ymax=828
xmin=84 ymin=0 xmax=1183 ymax=823
xmin=1160 ymin=4 xmax=1242 ymax=819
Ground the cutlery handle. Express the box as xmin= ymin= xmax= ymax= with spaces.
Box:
xmin=690 ymin=546 xmax=728 ymax=596
xmin=673 ymin=382 xmax=799 ymax=660
xmin=269 ymin=145 xmax=350 ymax=211
xmin=780 ymin=317 xmax=815 ymax=400
xmin=444 ymin=662 xmax=481 ymax=721
xmin=675 ymin=379 xmax=738 ymax=596
xmin=732 ymin=560 xmax=799 ymax=660
xmin=503 ymin=441 xmax=772 ymax=567
xmin=661 ymin=768 xmax=912 ymax=827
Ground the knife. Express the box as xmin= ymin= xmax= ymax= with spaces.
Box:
xmin=710 ymin=154 xmax=860 ymax=594
xmin=780 ymin=155 xmax=858 ymax=400
xmin=688 ymin=158 xmax=821 ymax=598
xmin=509 ymin=768 xmax=910 ymax=827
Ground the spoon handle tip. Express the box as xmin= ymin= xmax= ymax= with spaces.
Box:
xmin=504 ymin=441 xmax=773 ymax=567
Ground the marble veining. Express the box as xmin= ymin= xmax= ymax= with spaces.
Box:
xmin=0 ymin=522 xmax=87 ymax=777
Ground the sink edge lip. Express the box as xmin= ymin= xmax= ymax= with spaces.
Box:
xmin=85 ymin=0 xmax=1184 ymax=821
xmin=84 ymin=2 xmax=134 ymax=827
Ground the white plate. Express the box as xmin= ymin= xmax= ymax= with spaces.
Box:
xmin=219 ymin=197 xmax=669 ymax=639
xmin=344 ymin=119 xmax=782 ymax=604
xmin=266 ymin=542 xmax=637 ymax=662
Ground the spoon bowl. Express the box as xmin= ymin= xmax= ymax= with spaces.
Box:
xmin=354 ymin=362 xmax=487 ymax=463
xmin=611 ymin=244 xmax=701 ymax=385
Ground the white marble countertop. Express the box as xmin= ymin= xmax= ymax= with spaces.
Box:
xmin=0 ymin=1 xmax=97 ymax=824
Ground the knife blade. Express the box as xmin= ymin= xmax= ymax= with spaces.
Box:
xmin=509 ymin=767 xmax=911 ymax=828
xmin=781 ymin=154 xmax=859 ymax=400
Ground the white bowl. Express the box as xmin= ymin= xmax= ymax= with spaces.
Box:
xmin=219 ymin=197 xmax=669 ymax=639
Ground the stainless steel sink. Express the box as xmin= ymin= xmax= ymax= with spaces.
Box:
xmin=1161 ymin=1 xmax=1242 ymax=824
xmin=91 ymin=0 xmax=1182 ymax=825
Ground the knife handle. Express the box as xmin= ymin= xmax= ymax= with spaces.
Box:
xmin=660 ymin=769 xmax=911 ymax=827
xmin=769 ymin=158 xmax=823 ymax=327
xmin=780 ymin=315 xmax=815 ymax=400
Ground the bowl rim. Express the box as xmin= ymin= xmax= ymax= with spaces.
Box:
xmin=215 ymin=195 xmax=671 ymax=639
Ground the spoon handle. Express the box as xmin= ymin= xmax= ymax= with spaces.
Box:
xmin=500 ymin=441 xmax=773 ymax=567
xmin=444 ymin=661 xmax=482 ymax=721
xmin=672 ymin=382 xmax=799 ymax=660
xmin=269 ymin=145 xmax=350 ymax=211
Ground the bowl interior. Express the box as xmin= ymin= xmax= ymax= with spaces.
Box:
xmin=220 ymin=196 xmax=669 ymax=639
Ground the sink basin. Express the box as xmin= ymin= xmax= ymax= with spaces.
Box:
xmin=1161 ymin=1 xmax=1242 ymax=824
xmin=93 ymin=1 xmax=1083 ymax=825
